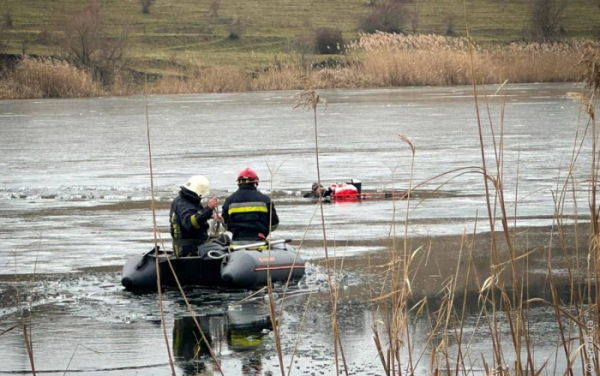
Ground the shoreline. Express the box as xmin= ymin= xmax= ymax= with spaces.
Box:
xmin=1 ymin=34 xmax=594 ymax=100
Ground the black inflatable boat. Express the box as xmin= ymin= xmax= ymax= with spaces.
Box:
xmin=121 ymin=239 xmax=305 ymax=291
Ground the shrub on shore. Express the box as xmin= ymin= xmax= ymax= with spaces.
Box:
xmin=315 ymin=27 xmax=345 ymax=55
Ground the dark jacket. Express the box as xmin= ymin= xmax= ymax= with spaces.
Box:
xmin=169 ymin=187 xmax=213 ymax=257
xmin=303 ymin=186 xmax=332 ymax=199
xmin=222 ymin=184 xmax=279 ymax=240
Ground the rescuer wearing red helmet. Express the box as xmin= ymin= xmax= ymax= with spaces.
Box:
xmin=222 ymin=168 xmax=279 ymax=241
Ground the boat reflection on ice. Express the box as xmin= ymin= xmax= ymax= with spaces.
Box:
xmin=173 ymin=303 xmax=272 ymax=375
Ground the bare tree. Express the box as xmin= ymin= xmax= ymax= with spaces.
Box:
xmin=314 ymin=27 xmax=344 ymax=54
xmin=410 ymin=0 xmax=420 ymax=34
xmin=139 ymin=0 xmax=155 ymax=14
xmin=58 ymin=2 xmax=128 ymax=86
xmin=0 ymin=24 xmax=10 ymax=53
xmin=0 ymin=11 xmax=13 ymax=53
xmin=530 ymin=0 xmax=568 ymax=41
xmin=209 ymin=0 xmax=220 ymax=17
xmin=228 ymin=19 xmax=244 ymax=40
xmin=445 ymin=15 xmax=456 ymax=36
xmin=3 ymin=12 xmax=13 ymax=28
xmin=292 ymin=30 xmax=314 ymax=71
xmin=360 ymin=1 xmax=407 ymax=34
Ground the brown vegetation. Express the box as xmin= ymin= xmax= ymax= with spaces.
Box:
xmin=129 ymin=34 xmax=600 ymax=93
xmin=57 ymin=2 xmax=128 ymax=87
xmin=360 ymin=1 xmax=407 ymax=34
xmin=5 ymin=25 xmax=600 ymax=376
xmin=529 ymin=0 xmax=568 ymax=41
xmin=139 ymin=0 xmax=155 ymax=15
xmin=315 ymin=27 xmax=344 ymax=55
xmin=0 ymin=56 xmax=100 ymax=98
xmin=361 ymin=37 xmax=600 ymax=374
xmin=0 ymin=33 xmax=596 ymax=99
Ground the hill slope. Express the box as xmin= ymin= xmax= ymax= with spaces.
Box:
xmin=1 ymin=0 xmax=599 ymax=74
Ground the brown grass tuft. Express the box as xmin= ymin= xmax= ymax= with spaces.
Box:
xmin=0 ymin=57 xmax=101 ymax=99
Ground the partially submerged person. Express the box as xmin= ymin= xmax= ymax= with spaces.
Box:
xmin=303 ymin=182 xmax=333 ymax=199
xmin=222 ymin=168 xmax=279 ymax=242
xmin=304 ymin=179 xmax=362 ymax=201
xmin=169 ymin=175 xmax=219 ymax=257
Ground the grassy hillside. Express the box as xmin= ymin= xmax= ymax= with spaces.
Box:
xmin=2 ymin=0 xmax=600 ymax=74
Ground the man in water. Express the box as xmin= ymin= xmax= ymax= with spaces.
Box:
xmin=304 ymin=182 xmax=333 ymax=199
xmin=222 ymin=168 xmax=279 ymax=242
xmin=169 ymin=175 xmax=218 ymax=257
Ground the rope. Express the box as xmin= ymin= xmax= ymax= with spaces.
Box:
xmin=206 ymin=249 xmax=228 ymax=260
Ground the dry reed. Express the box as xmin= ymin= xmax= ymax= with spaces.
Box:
xmin=1 ymin=34 xmax=594 ymax=99
xmin=0 ymin=56 xmax=101 ymax=99
xmin=4 ymin=30 xmax=598 ymax=376
xmin=358 ymin=31 xmax=600 ymax=376
xmin=350 ymin=33 xmax=591 ymax=86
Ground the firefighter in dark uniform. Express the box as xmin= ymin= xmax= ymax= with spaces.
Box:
xmin=170 ymin=175 xmax=218 ymax=257
xmin=222 ymin=168 xmax=279 ymax=241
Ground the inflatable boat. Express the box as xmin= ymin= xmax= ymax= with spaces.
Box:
xmin=121 ymin=239 xmax=305 ymax=291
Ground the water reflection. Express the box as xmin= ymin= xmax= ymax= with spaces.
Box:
xmin=173 ymin=303 xmax=272 ymax=376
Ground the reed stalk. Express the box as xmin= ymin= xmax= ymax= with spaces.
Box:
xmin=17 ymin=237 xmax=43 ymax=376
xmin=284 ymin=202 xmax=321 ymax=375
xmin=357 ymin=5 xmax=600 ymax=376
xmin=144 ymin=94 xmax=176 ymax=376
xmin=295 ymin=89 xmax=350 ymax=376
xmin=17 ymin=292 xmax=35 ymax=376
xmin=265 ymin=162 xmax=287 ymax=376
xmin=142 ymin=91 xmax=227 ymax=375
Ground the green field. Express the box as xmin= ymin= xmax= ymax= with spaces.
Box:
xmin=1 ymin=0 xmax=600 ymax=74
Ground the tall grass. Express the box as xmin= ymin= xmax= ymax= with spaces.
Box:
xmin=295 ymin=90 xmax=350 ymax=376
xmin=143 ymin=34 xmax=598 ymax=375
xmin=261 ymin=38 xmax=597 ymax=374
xmin=0 ymin=56 xmax=101 ymax=99
xmin=351 ymin=33 xmax=591 ymax=86
xmin=5 ymin=32 xmax=598 ymax=376
xmin=356 ymin=30 xmax=600 ymax=376
xmin=0 ymin=34 xmax=596 ymax=99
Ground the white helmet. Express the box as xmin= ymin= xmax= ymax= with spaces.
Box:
xmin=183 ymin=175 xmax=210 ymax=197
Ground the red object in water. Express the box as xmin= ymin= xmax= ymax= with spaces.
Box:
xmin=330 ymin=183 xmax=360 ymax=201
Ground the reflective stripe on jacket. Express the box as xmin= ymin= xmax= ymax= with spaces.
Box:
xmin=222 ymin=185 xmax=279 ymax=240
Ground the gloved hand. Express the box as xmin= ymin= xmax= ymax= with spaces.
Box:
xmin=208 ymin=197 xmax=217 ymax=210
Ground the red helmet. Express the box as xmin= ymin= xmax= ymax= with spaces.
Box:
xmin=237 ymin=168 xmax=259 ymax=185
